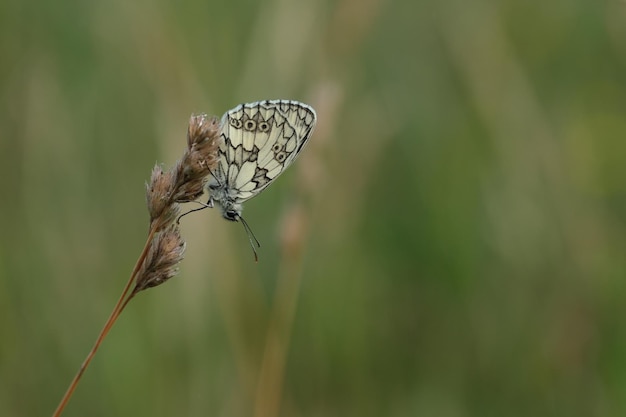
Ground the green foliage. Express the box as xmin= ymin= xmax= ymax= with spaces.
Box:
xmin=1 ymin=0 xmax=625 ymax=415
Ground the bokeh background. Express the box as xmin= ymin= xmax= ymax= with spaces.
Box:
xmin=2 ymin=0 xmax=626 ymax=416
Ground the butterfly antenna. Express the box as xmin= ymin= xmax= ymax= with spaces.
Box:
xmin=238 ymin=215 xmax=261 ymax=262
xmin=176 ymin=201 xmax=212 ymax=224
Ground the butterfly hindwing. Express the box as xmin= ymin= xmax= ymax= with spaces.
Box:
xmin=216 ymin=100 xmax=316 ymax=204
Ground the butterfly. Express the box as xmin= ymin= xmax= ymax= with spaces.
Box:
xmin=193 ymin=100 xmax=316 ymax=259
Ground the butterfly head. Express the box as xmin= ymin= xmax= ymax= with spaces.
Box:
xmin=210 ymin=195 xmax=260 ymax=261
xmin=220 ymin=203 xmax=243 ymax=222
xmin=207 ymin=179 xmax=242 ymax=221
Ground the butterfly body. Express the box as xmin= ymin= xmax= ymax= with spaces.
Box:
xmin=207 ymin=100 xmax=316 ymax=222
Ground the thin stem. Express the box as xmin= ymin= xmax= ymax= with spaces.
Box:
xmin=51 ymin=227 xmax=157 ymax=417
xmin=253 ymin=207 xmax=308 ymax=417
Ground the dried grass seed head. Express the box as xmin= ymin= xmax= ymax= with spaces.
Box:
xmin=171 ymin=114 xmax=221 ymax=203
xmin=134 ymin=224 xmax=186 ymax=293
xmin=145 ymin=114 xmax=220 ymax=230
xmin=146 ymin=165 xmax=180 ymax=228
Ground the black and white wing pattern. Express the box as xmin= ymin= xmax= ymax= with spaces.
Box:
xmin=207 ymin=100 xmax=316 ymax=221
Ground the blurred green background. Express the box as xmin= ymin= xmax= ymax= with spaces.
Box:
xmin=2 ymin=0 xmax=626 ymax=416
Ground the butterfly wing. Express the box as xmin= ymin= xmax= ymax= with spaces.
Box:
xmin=213 ymin=100 xmax=316 ymax=204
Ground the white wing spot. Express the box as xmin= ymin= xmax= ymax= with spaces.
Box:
xmin=235 ymin=161 xmax=257 ymax=188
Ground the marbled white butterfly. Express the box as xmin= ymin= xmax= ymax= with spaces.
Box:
xmin=195 ymin=100 xmax=316 ymax=259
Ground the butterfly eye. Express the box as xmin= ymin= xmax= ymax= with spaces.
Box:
xmin=230 ymin=118 xmax=243 ymax=128
xmin=258 ymin=121 xmax=270 ymax=132
xmin=244 ymin=120 xmax=257 ymax=131
xmin=224 ymin=210 xmax=238 ymax=221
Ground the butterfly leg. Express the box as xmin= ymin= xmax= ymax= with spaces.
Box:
xmin=176 ymin=200 xmax=212 ymax=224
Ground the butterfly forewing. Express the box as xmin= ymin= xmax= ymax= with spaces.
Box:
xmin=215 ymin=100 xmax=316 ymax=204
